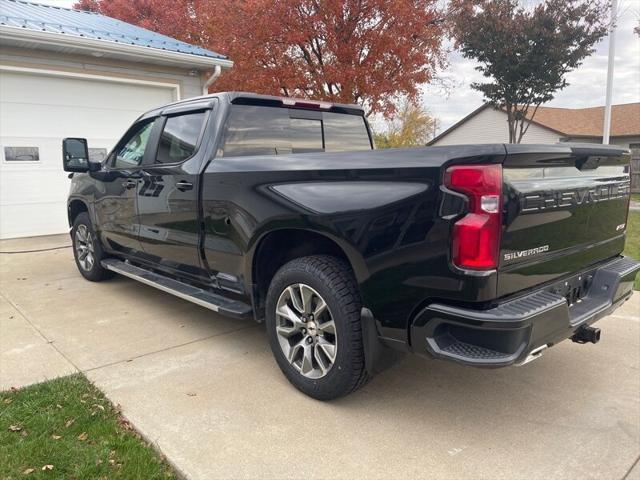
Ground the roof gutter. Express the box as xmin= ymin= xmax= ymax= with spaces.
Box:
xmin=0 ymin=25 xmax=233 ymax=70
xmin=202 ymin=65 xmax=221 ymax=95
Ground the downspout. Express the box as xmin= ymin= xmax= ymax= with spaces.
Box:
xmin=202 ymin=65 xmax=222 ymax=95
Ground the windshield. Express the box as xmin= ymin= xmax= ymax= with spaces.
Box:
xmin=221 ymin=105 xmax=372 ymax=157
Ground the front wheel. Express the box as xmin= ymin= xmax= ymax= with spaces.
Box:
xmin=72 ymin=212 xmax=111 ymax=282
xmin=266 ymin=255 xmax=369 ymax=400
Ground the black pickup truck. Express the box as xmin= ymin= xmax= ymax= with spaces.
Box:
xmin=63 ymin=92 xmax=639 ymax=399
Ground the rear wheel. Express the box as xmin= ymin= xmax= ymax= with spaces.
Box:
xmin=266 ymin=255 xmax=369 ymax=400
xmin=72 ymin=212 xmax=111 ymax=282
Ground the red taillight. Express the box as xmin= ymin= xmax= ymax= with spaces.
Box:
xmin=444 ymin=164 xmax=503 ymax=270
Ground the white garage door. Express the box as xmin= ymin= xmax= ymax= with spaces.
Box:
xmin=0 ymin=68 xmax=177 ymax=239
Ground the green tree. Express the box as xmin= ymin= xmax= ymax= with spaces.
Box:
xmin=450 ymin=0 xmax=609 ymax=143
xmin=373 ymin=101 xmax=436 ymax=148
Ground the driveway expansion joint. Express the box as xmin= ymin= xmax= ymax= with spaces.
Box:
xmin=622 ymin=454 xmax=640 ymax=480
xmin=0 ymin=289 xmax=81 ymax=374
xmin=83 ymin=324 xmax=259 ymax=374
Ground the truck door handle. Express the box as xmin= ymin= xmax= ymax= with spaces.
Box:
xmin=176 ymin=180 xmax=193 ymax=192
xmin=123 ymin=179 xmax=138 ymax=189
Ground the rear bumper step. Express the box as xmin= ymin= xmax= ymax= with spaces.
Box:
xmin=410 ymin=256 xmax=640 ymax=367
xmin=101 ymin=259 xmax=252 ymax=319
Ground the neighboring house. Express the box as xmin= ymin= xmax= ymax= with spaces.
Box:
xmin=0 ymin=0 xmax=232 ymax=239
xmin=429 ymin=102 xmax=640 ymax=192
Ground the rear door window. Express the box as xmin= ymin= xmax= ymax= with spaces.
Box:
xmin=156 ymin=111 xmax=207 ymax=164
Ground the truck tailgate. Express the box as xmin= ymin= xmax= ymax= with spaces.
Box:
xmin=498 ymin=144 xmax=632 ymax=298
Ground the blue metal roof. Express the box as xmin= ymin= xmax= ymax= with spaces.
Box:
xmin=0 ymin=0 xmax=227 ymax=60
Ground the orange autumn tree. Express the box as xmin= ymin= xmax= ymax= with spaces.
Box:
xmin=75 ymin=0 xmax=446 ymax=116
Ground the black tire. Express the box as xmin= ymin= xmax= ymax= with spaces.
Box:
xmin=71 ymin=212 xmax=112 ymax=282
xmin=266 ymin=255 xmax=370 ymax=400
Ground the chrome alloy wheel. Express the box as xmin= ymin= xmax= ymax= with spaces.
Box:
xmin=275 ymin=283 xmax=337 ymax=379
xmin=74 ymin=224 xmax=95 ymax=272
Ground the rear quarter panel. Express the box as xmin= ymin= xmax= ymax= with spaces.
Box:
xmin=200 ymin=145 xmax=507 ymax=346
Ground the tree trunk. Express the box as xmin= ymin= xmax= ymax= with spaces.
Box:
xmin=505 ymin=104 xmax=517 ymax=143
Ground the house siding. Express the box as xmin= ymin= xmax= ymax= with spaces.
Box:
xmin=0 ymin=46 xmax=205 ymax=100
xmin=431 ymin=107 xmax=560 ymax=146
xmin=562 ymin=136 xmax=640 ymax=150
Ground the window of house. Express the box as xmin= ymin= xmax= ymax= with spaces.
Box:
xmin=4 ymin=146 xmax=39 ymax=162
xmin=155 ymin=112 xmax=206 ymax=164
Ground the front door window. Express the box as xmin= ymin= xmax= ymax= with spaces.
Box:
xmin=113 ymin=121 xmax=155 ymax=169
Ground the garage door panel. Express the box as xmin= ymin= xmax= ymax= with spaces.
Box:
xmin=0 ymin=201 xmax=68 ymax=239
xmin=1 ymin=103 xmax=145 ymax=138
xmin=0 ymin=71 xmax=175 ymax=111
xmin=1 ymin=169 xmax=72 ymax=205
xmin=0 ymin=69 xmax=178 ymax=239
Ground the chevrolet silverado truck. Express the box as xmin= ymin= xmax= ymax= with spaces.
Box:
xmin=63 ymin=92 xmax=639 ymax=400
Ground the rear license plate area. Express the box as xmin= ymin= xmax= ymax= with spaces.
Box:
xmin=547 ymin=273 xmax=594 ymax=307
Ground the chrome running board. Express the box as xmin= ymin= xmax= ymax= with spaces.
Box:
xmin=101 ymin=258 xmax=252 ymax=319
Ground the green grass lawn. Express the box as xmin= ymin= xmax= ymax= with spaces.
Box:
xmin=624 ymin=210 xmax=640 ymax=290
xmin=0 ymin=375 xmax=175 ymax=479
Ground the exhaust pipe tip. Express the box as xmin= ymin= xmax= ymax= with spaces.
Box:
xmin=571 ymin=325 xmax=601 ymax=344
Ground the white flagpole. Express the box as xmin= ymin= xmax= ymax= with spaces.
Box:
xmin=603 ymin=0 xmax=618 ymax=144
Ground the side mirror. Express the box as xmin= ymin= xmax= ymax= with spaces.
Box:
xmin=63 ymin=138 xmax=91 ymax=172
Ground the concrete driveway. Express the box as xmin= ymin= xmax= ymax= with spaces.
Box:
xmin=1 ymin=234 xmax=639 ymax=480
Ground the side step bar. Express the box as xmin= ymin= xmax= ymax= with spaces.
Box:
xmin=101 ymin=259 xmax=253 ymax=319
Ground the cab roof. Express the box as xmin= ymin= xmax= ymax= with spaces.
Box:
xmin=141 ymin=92 xmax=365 ymax=119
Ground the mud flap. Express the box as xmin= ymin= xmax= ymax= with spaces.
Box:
xmin=361 ymin=308 xmax=405 ymax=376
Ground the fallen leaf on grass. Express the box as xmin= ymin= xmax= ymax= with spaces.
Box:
xmin=56 ymin=404 xmax=62 ymax=409
xmin=64 ymin=418 xmax=75 ymax=428
xmin=77 ymin=432 xmax=88 ymax=441
xmin=92 ymin=403 xmax=105 ymax=411
xmin=8 ymin=424 xmax=22 ymax=432
xmin=22 ymin=468 xmax=35 ymax=475
xmin=41 ymin=465 xmax=54 ymax=471
xmin=118 ymin=419 xmax=133 ymax=431
xmin=3 ymin=398 xmax=12 ymax=404
xmin=51 ymin=434 xmax=62 ymax=440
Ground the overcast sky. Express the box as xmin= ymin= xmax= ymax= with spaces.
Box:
xmin=423 ymin=0 xmax=640 ymax=132
xmin=43 ymin=0 xmax=640 ymax=134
